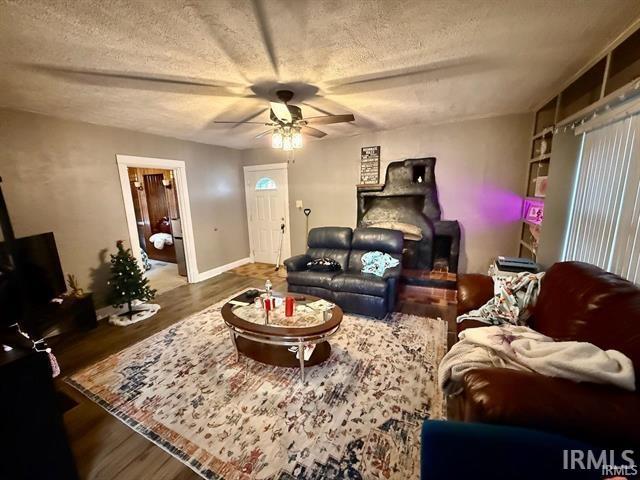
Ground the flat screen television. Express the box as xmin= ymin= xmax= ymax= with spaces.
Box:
xmin=0 ymin=232 xmax=66 ymax=328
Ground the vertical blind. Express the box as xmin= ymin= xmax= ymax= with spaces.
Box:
xmin=563 ymin=113 xmax=640 ymax=283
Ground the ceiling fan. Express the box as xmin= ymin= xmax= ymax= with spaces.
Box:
xmin=214 ymin=89 xmax=355 ymax=149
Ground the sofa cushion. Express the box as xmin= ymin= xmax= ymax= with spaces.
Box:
xmin=306 ymin=248 xmax=349 ymax=271
xmin=334 ymin=291 xmax=387 ymax=319
xmin=287 ymin=270 xmax=339 ymax=290
xmin=331 ymin=273 xmax=387 ymax=297
xmin=351 ymin=227 xmax=404 ymax=253
xmin=288 ymin=284 xmax=334 ymax=303
xmin=348 ymin=228 xmax=403 ymax=275
xmin=307 ymin=257 xmax=341 ymax=272
xmin=307 ymin=227 xmax=352 ymax=249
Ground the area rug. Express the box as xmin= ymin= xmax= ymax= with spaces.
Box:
xmin=67 ymin=293 xmax=447 ymax=479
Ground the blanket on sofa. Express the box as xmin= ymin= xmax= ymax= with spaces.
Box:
xmin=361 ymin=251 xmax=399 ymax=277
xmin=457 ymin=271 xmax=545 ymax=326
xmin=438 ymin=325 xmax=636 ymax=394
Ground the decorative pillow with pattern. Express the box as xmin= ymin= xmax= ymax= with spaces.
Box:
xmin=307 ymin=257 xmax=341 ymax=272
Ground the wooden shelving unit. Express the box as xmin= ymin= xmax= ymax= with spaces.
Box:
xmin=519 ymin=99 xmax=556 ymax=259
xmin=519 ymin=22 xmax=640 ymax=261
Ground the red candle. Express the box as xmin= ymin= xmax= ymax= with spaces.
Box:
xmin=285 ymin=296 xmax=294 ymax=317
xmin=264 ymin=297 xmax=272 ymax=312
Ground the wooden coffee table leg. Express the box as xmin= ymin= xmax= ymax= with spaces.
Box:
xmin=298 ymin=340 xmax=305 ymax=382
xmin=228 ymin=328 xmax=239 ymax=362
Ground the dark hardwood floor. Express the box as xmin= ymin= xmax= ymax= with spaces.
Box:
xmin=55 ymin=271 xmax=286 ymax=480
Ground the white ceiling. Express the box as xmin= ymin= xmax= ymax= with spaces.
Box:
xmin=1 ymin=0 xmax=639 ymax=149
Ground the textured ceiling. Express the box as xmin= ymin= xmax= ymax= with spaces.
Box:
xmin=1 ymin=0 xmax=640 ymax=149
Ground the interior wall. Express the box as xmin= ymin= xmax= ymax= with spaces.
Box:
xmin=536 ymin=130 xmax=583 ymax=268
xmin=242 ymin=113 xmax=532 ymax=274
xmin=0 ymin=108 xmax=249 ymax=307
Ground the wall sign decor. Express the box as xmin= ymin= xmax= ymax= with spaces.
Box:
xmin=523 ymin=197 xmax=545 ymax=226
xmin=360 ymin=146 xmax=380 ymax=185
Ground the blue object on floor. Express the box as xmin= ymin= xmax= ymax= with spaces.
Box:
xmin=421 ymin=420 xmax=612 ymax=480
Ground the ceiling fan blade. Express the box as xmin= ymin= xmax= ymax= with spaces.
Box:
xmin=325 ymin=57 xmax=486 ymax=95
xmin=250 ymin=0 xmax=279 ymax=76
xmin=213 ymin=121 xmax=269 ymax=124
xmin=307 ymin=96 xmax=378 ymax=129
xmin=301 ymin=101 xmax=334 ymax=116
xmin=230 ymin=107 xmax=269 ymax=129
xmin=255 ymin=129 xmax=273 ymax=139
xmin=304 ymin=114 xmax=355 ymax=125
xmin=24 ymin=64 xmax=245 ymax=97
xmin=301 ymin=126 xmax=327 ymax=138
xmin=270 ymin=102 xmax=292 ymax=123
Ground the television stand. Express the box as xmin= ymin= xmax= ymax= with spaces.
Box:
xmin=37 ymin=294 xmax=98 ymax=339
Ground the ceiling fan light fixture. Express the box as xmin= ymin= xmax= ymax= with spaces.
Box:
xmin=282 ymin=132 xmax=293 ymax=151
xmin=271 ymin=129 xmax=283 ymax=149
xmin=292 ymin=129 xmax=303 ymax=149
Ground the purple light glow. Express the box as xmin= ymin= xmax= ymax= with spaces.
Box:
xmin=461 ymin=183 xmax=524 ymax=228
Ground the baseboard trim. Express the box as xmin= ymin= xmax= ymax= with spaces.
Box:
xmin=195 ymin=257 xmax=252 ymax=282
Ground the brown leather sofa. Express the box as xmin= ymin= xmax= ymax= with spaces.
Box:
xmin=451 ymin=261 xmax=640 ymax=447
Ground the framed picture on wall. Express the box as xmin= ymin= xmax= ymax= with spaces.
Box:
xmin=534 ymin=175 xmax=548 ymax=197
xmin=360 ymin=146 xmax=380 ymax=184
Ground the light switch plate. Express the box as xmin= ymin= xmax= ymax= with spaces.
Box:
xmin=295 ymin=200 xmax=303 ymax=209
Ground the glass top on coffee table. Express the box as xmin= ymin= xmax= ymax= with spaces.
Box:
xmin=231 ymin=297 xmax=335 ymax=328
xmin=222 ymin=293 xmax=343 ymax=382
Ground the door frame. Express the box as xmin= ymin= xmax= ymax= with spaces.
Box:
xmin=243 ymin=163 xmax=292 ymax=264
xmin=116 ymin=154 xmax=198 ymax=283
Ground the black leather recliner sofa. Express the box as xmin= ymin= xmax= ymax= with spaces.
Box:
xmin=284 ymin=227 xmax=403 ymax=318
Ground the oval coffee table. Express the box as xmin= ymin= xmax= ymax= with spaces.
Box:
xmin=221 ymin=292 xmax=342 ymax=381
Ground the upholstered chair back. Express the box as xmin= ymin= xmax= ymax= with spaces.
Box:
xmin=306 ymin=227 xmax=353 ymax=271
xmin=347 ymin=228 xmax=404 ymax=275
xmin=533 ymin=261 xmax=640 ymax=369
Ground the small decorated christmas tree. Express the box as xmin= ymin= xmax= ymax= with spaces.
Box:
xmin=107 ymin=240 xmax=156 ymax=318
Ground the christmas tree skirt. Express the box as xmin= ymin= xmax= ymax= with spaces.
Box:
xmin=108 ymin=303 xmax=161 ymax=326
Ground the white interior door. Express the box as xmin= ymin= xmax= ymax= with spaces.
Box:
xmin=244 ymin=166 xmax=291 ymax=264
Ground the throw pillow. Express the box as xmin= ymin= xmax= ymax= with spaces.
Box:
xmin=367 ymin=221 xmax=423 ymax=241
xmin=307 ymin=257 xmax=341 ymax=272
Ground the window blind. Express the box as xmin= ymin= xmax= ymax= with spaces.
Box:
xmin=563 ymin=114 xmax=640 ymax=283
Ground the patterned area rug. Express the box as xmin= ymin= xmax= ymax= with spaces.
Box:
xmin=67 ymin=293 xmax=446 ymax=479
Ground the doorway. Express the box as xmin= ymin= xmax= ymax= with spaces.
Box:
xmin=127 ymin=166 xmax=187 ymax=294
xmin=243 ymin=164 xmax=291 ymax=265
xmin=116 ymin=155 xmax=198 ymax=289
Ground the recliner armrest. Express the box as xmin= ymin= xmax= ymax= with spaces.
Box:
xmin=382 ymin=264 xmax=402 ymax=279
xmin=457 ymin=367 xmax=640 ymax=447
xmin=457 ymin=274 xmax=494 ymax=316
xmin=283 ymin=254 xmax=312 ymax=272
